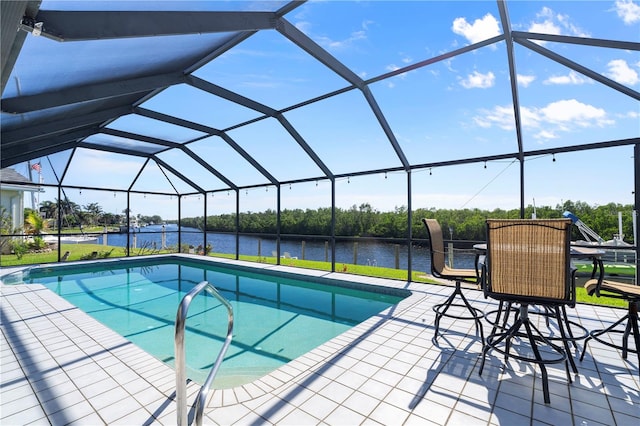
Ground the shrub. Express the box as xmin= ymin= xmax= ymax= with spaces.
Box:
xmin=11 ymin=240 xmax=28 ymax=259
xmin=80 ymin=249 xmax=113 ymax=260
xmin=29 ymin=236 xmax=47 ymax=250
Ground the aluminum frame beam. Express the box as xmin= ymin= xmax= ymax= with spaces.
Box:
xmin=153 ymin=156 xmax=206 ymax=194
xmin=101 ymin=127 xmax=239 ymax=190
xmin=2 ymin=1 xmax=40 ymax=93
xmin=2 ymin=72 xmax=186 ymax=113
xmin=276 ymin=18 xmax=363 ymax=88
xmin=515 ymin=37 xmax=640 ymax=101
xmin=187 ymin=76 xmax=277 ymax=116
xmin=101 ymin=128 xmax=182 ymax=149
xmin=188 ymin=75 xmax=334 ymax=178
xmin=2 ymin=105 xmax=131 ymax=145
xmin=21 ymin=11 xmax=279 ymax=41
xmin=512 ymin=31 xmax=640 ymax=51
xmin=134 ymin=107 xmax=279 ymax=185
xmin=1 ymin=128 xmax=98 ymax=168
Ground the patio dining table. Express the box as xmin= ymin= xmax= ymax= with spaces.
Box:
xmin=472 ymin=243 xmax=605 ymax=277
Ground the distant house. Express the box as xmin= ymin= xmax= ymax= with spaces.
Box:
xmin=0 ymin=168 xmax=42 ymax=253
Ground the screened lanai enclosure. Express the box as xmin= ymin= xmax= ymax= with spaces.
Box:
xmin=1 ymin=0 xmax=638 ymax=278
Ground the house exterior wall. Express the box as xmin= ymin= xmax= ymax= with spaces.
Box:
xmin=0 ymin=188 xmax=25 ymax=254
xmin=0 ymin=188 xmax=25 ymax=231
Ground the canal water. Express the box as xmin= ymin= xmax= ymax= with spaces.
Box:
xmin=90 ymin=224 xmax=478 ymax=272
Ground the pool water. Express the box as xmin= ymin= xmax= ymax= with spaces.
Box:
xmin=18 ymin=258 xmax=407 ymax=388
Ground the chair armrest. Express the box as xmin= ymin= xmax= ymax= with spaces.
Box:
xmin=477 ymin=255 xmax=488 ymax=295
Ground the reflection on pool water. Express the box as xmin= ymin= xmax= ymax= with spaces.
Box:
xmin=16 ymin=257 xmax=408 ymax=388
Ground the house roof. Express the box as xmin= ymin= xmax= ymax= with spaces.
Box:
xmin=0 ymin=168 xmax=41 ymax=192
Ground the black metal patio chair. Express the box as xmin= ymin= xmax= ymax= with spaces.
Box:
xmin=478 ymin=218 xmax=577 ymax=404
xmin=422 ymin=218 xmax=484 ymax=345
xmin=580 ymin=277 xmax=640 ymax=378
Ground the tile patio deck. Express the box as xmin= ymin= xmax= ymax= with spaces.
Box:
xmin=1 ymin=258 xmax=638 ymax=425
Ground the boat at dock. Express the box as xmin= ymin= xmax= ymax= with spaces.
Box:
xmin=563 ymin=211 xmax=637 ymax=279
xmin=42 ymin=234 xmax=99 ymax=244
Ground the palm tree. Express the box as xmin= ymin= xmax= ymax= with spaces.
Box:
xmin=58 ymin=197 xmax=80 ymax=228
xmin=24 ymin=210 xmax=47 ymax=235
xmin=39 ymin=200 xmax=58 ymax=220
xmin=83 ymin=202 xmax=104 ymax=226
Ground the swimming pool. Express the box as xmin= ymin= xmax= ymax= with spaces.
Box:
xmin=9 ymin=257 xmax=408 ymax=388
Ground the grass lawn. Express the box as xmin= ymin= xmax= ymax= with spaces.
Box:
xmin=1 ymin=244 xmax=628 ymax=308
xmin=0 ymin=244 xmax=174 ymax=265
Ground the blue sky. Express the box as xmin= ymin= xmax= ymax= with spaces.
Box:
xmin=8 ymin=1 xmax=640 ymax=221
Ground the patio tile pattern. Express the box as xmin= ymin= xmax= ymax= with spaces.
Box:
xmin=1 ymin=260 xmax=638 ymax=425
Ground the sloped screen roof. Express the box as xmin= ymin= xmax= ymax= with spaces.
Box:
xmin=1 ymin=1 xmax=638 ymax=210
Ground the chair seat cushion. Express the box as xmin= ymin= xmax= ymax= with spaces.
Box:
xmin=585 ymin=279 xmax=640 ymax=299
xmin=441 ymin=265 xmax=477 ymax=281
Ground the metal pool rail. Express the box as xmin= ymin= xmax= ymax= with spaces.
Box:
xmin=175 ymin=281 xmax=234 ymax=426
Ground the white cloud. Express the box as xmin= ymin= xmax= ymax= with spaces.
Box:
xmin=385 ymin=64 xmax=408 ymax=81
xmin=294 ymin=21 xmax=312 ymax=34
xmin=534 ymin=130 xmax=559 ymax=141
xmin=460 ymin=71 xmax=495 ymax=89
xmin=555 ymin=12 xmax=590 ymax=37
xmin=452 ymin=13 xmax=501 ymax=44
xmin=473 ymin=116 xmax=492 ymax=128
xmin=519 ymin=106 xmax=542 ymax=129
xmin=606 ymin=59 xmax=640 ymax=85
xmin=317 ymin=30 xmax=367 ymax=50
xmin=361 ymin=19 xmax=375 ymax=30
xmin=540 ymin=99 xmax=611 ymax=127
xmin=473 ymin=105 xmax=515 ymax=130
xmin=517 ymin=74 xmax=536 ymax=87
xmin=544 ymin=70 xmax=591 ymax=85
xmin=529 ymin=7 xmax=561 ymax=35
xmin=300 ymin=18 xmax=370 ymax=51
xmin=443 ymin=58 xmax=456 ymax=73
xmin=473 ymin=99 xmax=614 ymax=136
xmin=528 ymin=7 xmax=589 ymax=39
xmin=614 ymin=0 xmax=640 ymax=24
xmin=529 ymin=20 xmax=561 ymax=35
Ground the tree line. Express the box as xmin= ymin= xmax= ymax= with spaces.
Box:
xmin=11 ymin=197 xmax=634 ymax=244
xmin=179 ymin=200 xmax=636 ymax=243
xmin=34 ymin=199 xmax=162 ymax=229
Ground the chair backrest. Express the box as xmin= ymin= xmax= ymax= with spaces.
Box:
xmin=485 ymin=219 xmax=572 ymax=302
xmin=422 ymin=218 xmax=446 ymax=277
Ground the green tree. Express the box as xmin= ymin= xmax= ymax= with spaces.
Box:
xmin=83 ymin=202 xmax=104 ymax=226
xmin=24 ymin=210 xmax=47 ymax=235
xmin=39 ymin=200 xmax=58 ymax=221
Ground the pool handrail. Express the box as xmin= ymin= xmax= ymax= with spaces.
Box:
xmin=175 ymin=280 xmax=234 ymax=426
